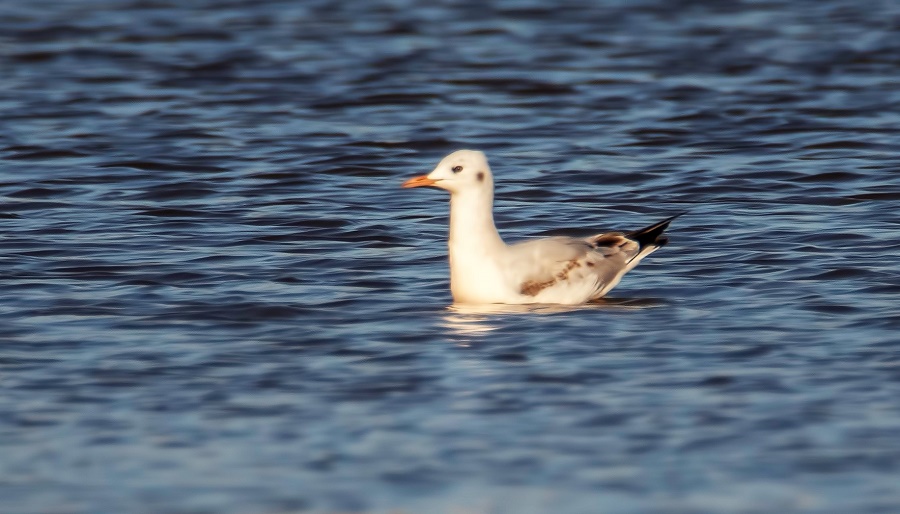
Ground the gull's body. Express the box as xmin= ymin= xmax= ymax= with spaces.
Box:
xmin=403 ymin=150 xmax=680 ymax=305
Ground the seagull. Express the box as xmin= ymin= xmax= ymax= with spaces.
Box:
xmin=402 ymin=150 xmax=681 ymax=305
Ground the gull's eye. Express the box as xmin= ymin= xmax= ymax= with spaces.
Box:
xmin=452 ymin=165 xmax=463 ymax=173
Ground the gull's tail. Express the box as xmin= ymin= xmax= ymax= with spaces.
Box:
xmin=591 ymin=212 xmax=685 ymax=298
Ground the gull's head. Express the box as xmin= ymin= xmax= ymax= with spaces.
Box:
xmin=402 ymin=150 xmax=493 ymax=195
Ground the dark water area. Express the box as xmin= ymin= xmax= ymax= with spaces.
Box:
xmin=1 ymin=0 xmax=900 ymax=512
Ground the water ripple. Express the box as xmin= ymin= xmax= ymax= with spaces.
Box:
xmin=2 ymin=0 xmax=900 ymax=513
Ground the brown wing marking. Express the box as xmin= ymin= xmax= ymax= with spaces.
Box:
xmin=591 ymin=233 xmax=630 ymax=248
xmin=519 ymin=259 xmax=583 ymax=297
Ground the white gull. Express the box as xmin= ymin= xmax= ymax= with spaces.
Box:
xmin=402 ymin=150 xmax=681 ymax=305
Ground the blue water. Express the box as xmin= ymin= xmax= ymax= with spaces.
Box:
xmin=2 ymin=0 xmax=900 ymax=512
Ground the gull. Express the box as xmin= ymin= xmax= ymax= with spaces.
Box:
xmin=402 ymin=150 xmax=681 ymax=305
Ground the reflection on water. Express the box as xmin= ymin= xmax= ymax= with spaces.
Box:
xmin=442 ymin=298 xmax=667 ymax=341
xmin=447 ymin=303 xmax=588 ymax=316
xmin=440 ymin=314 xmax=498 ymax=343
xmin=447 ymin=297 xmax=667 ymax=315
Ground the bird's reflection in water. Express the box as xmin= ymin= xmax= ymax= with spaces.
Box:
xmin=440 ymin=297 xmax=667 ymax=344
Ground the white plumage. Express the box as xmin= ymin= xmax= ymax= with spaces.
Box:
xmin=403 ymin=150 xmax=680 ymax=305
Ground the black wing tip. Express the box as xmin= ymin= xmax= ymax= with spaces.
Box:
xmin=626 ymin=212 xmax=685 ymax=249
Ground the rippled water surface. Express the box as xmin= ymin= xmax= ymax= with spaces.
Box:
xmin=2 ymin=0 xmax=900 ymax=512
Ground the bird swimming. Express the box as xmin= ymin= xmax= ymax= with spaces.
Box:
xmin=402 ymin=150 xmax=680 ymax=305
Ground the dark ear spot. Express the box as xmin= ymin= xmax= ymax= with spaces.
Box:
xmin=477 ymin=172 xmax=484 ymax=182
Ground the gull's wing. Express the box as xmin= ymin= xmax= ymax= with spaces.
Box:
xmin=505 ymin=214 xmax=683 ymax=301
xmin=505 ymin=236 xmax=635 ymax=300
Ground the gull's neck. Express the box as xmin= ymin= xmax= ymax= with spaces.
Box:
xmin=448 ymin=187 xmax=506 ymax=253
xmin=445 ymin=180 xmax=508 ymax=304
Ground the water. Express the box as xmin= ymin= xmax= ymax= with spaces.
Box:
xmin=2 ymin=0 xmax=900 ymax=512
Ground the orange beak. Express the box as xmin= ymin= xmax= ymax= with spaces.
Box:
xmin=401 ymin=175 xmax=438 ymax=188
